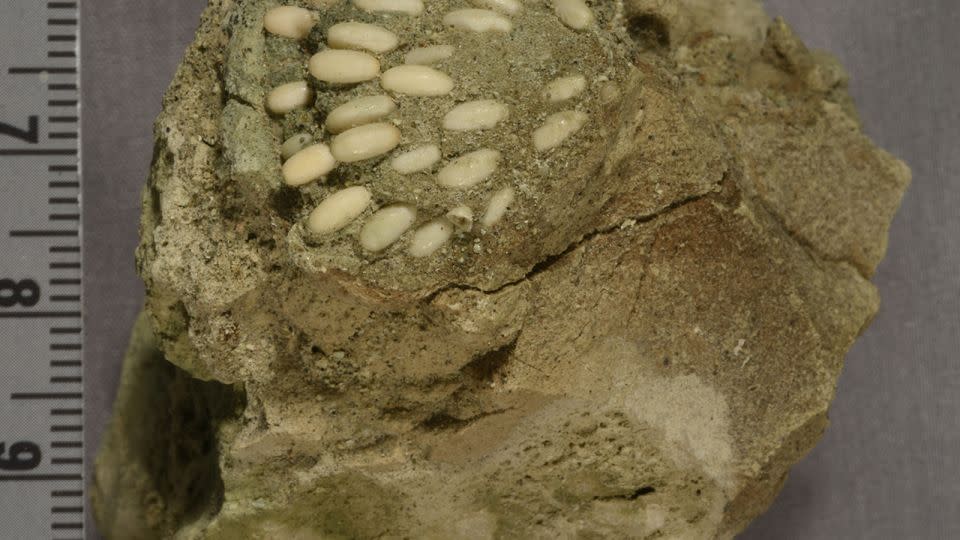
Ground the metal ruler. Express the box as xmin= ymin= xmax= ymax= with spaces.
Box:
xmin=0 ymin=0 xmax=84 ymax=538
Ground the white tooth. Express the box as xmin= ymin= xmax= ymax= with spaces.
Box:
xmin=471 ymin=0 xmax=521 ymax=15
xmin=553 ymin=0 xmax=595 ymax=30
xmin=352 ymin=0 xmax=424 ymax=16
xmin=328 ymin=22 xmax=400 ymax=54
xmin=404 ymin=45 xmax=455 ymax=66
xmin=330 ymin=122 xmax=402 ymax=163
xmin=281 ymin=133 xmax=314 ymax=161
xmin=446 ymin=206 xmax=474 ymax=232
xmin=443 ymin=100 xmax=509 ymax=131
xmin=390 ymin=145 xmax=442 ymax=174
xmin=533 ymin=110 xmax=588 ymax=151
xmin=307 ymin=186 xmax=373 ymax=234
xmin=265 ymin=81 xmax=313 ymax=115
xmin=543 ymin=74 xmax=587 ymax=103
xmin=409 ymin=219 xmax=454 ymax=258
xmin=482 ymin=186 xmax=515 ymax=227
xmin=443 ymin=9 xmax=513 ymax=33
xmin=264 ymin=6 xmax=315 ymax=39
xmin=309 ymin=49 xmax=380 ymax=84
xmin=437 ymin=149 xmax=501 ymax=189
xmin=325 ymin=95 xmax=397 ymax=134
xmin=360 ymin=204 xmax=417 ymax=252
xmin=282 ymin=144 xmax=338 ymax=187
xmin=381 ymin=66 xmax=454 ymax=96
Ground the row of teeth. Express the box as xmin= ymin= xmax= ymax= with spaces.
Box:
xmin=261 ymin=0 xmax=595 ymax=257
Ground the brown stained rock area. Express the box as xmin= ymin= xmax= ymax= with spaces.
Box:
xmin=95 ymin=0 xmax=909 ymax=538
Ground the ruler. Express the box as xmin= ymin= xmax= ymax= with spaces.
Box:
xmin=0 ymin=0 xmax=84 ymax=538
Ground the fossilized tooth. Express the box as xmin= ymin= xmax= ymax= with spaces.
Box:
xmin=360 ymin=204 xmax=418 ymax=252
xmin=307 ymin=185 xmax=373 ymax=234
xmin=263 ymin=6 xmax=315 ymax=39
xmin=390 ymin=145 xmax=441 ymax=174
xmin=437 ymin=149 xmax=502 ymax=189
xmin=282 ymin=143 xmax=337 ymax=186
xmin=443 ymin=100 xmax=509 ymax=131
xmin=544 ymin=74 xmax=587 ymax=103
xmin=533 ymin=110 xmax=588 ymax=151
xmin=409 ymin=218 xmax=454 ymax=257
xmin=330 ymin=123 xmax=401 ymax=163
xmin=309 ymin=49 xmax=380 ymax=84
xmin=481 ymin=186 xmax=515 ymax=227
xmin=280 ymin=133 xmax=314 ymax=161
xmin=443 ymin=9 xmax=513 ymax=33
xmin=325 ymin=95 xmax=397 ymax=134
xmin=380 ymin=65 xmax=455 ymax=96
xmin=265 ymin=81 xmax=313 ymax=115
xmin=553 ymin=0 xmax=594 ymax=30
xmin=471 ymin=0 xmax=521 ymax=15
xmin=404 ymin=45 xmax=455 ymax=66
xmin=327 ymin=22 xmax=400 ymax=54
xmin=446 ymin=205 xmax=475 ymax=232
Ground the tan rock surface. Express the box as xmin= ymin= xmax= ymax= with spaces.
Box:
xmin=94 ymin=0 xmax=909 ymax=538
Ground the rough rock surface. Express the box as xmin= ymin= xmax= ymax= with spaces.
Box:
xmin=93 ymin=0 xmax=910 ymax=538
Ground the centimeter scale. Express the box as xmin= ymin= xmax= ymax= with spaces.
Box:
xmin=0 ymin=1 xmax=84 ymax=538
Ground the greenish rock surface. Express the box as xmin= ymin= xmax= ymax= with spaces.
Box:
xmin=94 ymin=0 xmax=910 ymax=538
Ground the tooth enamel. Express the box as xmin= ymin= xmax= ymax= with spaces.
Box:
xmin=360 ymin=204 xmax=418 ymax=252
xmin=437 ymin=149 xmax=501 ymax=189
xmin=443 ymin=9 xmax=513 ymax=33
xmin=307 ymin=186 xmax=373 ymax=234
xmin=544 ymin=74 xmax=587 ymax=103
xmin=282 ymin=144 xmax=338 ymax=187
xmin=533 ymin=110 xmax=588 ymax=151
xmin=309 ymin=49 xmax=381 ymax=85
xmin=265 ymin=81 xmax=313 ymax=115
xmin=446 ymin=206 xmax=474 ymax=232
xmin=390 ymin=145 xmax=442 ymax=174
xmin=263 ymin=6 xmax=315 ymax=39
xmin=325 ymin=95 xmax=397 ymax=134
xmin=409 ymin=219 xmax=454 ymax=258
xmin=381 ymin=66 xmax=454 ymax=97
xmin=352 ymin=0 xmax=425 ymax=15
xmin=553 ymin=0 xmax=595 ymax=30
xmin=443 ymin=100 xmax=509 ymax=131
xmin=281 ymin=133 xmax=314 ymax=161
xmin=404 ymin=45 xmax=455 ymax=66
xmin=330 ymin=123 xmax=402 ymax=163
xmin=482 ymin=186 xmax=515 ymax=227
xmin=328 ymin=22 xmax=400 ymax=54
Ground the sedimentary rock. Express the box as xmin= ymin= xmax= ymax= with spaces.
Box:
xmin=93 ymin=0 xmax=910 ymax=538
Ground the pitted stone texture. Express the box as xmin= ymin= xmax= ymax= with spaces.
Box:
xmin=95 ymin=0 xmax=909 ymax=538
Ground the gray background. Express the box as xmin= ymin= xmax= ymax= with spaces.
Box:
xmin=81 ymin=1 xmax=960 ymax=538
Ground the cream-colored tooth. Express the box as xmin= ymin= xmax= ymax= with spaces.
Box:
xmin=443 ymin=9 xmax=513 ymax=33
xmin=409 ymin=219 xmax=454 ymax=258
xmin=282 ymin=144 xmax=338 ymax=187
xmin=437 ymin=149 xmax=501 ymax=189
xmin=281 ymin=133 xmax=314 ymax=161
xmin=264 ymin=6 xmax=316 ymax=39
xmin=353 ymin=0 xmax=424 ymax=16
xmin=404 ymin=45 xmax=455 ymax=66
xmin=360 ymin=204 xmax=417 ymax=252
xmin=309 ymin=50 xmax=380 ymax=84
xmin=482 ymin=186 xmax=515 ymax=227
xmin=326 ymin=95 xmax=397 ymax=134
xmin=381 ymin=66 xmax=454 ymax=96
xmin=471 ymin=0 xmax=521 ymax=15
xmin=328 ymin=22 xmax=400 ymax=54
xmin=443 ymin=100 xmax=509 ymax=131
xmin=330 ymin=122 xmax=401 ymax=163
xmin=390 ymin=145 xmax=442 ymax=174
xmin=544 ymin=74 xmax=587 ymax=103
xmin=307 ymin=186 xmax=373 ymax=234
xmin=265 ymin=81 xmax=313 ymax=115
xmin=533 ymin=110 xmax=588 ymax=151
xmin=553 ymin=0 xmax=594 ymax=30
xmin=446 ymin=206 xmax=474 ymax=232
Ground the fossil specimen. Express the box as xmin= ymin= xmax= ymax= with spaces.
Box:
xmin=93 ymin=0 xmax=910 ymax=538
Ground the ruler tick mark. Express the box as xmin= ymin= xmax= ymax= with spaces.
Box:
xmin=11 ymin=392 xmax=82 ymax=399
xmin=50 ymin=262 xmax=81 ymax=269
xmin=51 ymin=441 xmax=82 ymax=449
xmin=50 ymin=425 xmax=82 ymax=433
xmin=50 ymin=343 xmax=81 ymax=351
xmin=50 ymin=360 xmax=82 ymax=367
xmin=9 ymin=66 xmax=76 ymax=74
xmin=50 ymin=408 xmax=82 ymax=415
xmin=0 ymin=474 xmax=81 ymax=482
